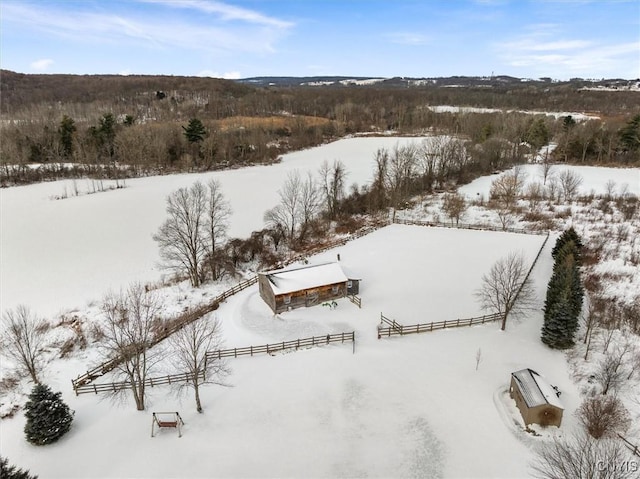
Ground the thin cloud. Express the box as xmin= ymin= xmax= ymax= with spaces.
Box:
xmin=497 ymin=28 xmax=640 ymax=77
xmin=387 ymin=32 xmax=430 ymax=46
xmin=2 ymin=2 xmax=288 ymax=55
xmin=139 ymin=0 xmax=293 ymax=28
xmin=30 ymin=59 xmax=54 ymax=71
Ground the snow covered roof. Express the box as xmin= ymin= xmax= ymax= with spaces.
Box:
xmin=512 ymin=369 xmax=563 ymax=409
xmin=260 ymin=262 xmax=350 ymax=295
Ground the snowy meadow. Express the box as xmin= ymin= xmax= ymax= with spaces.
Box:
xmin=1 ymin=136 xmax=639 ymax=478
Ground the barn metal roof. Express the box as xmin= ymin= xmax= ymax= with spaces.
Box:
xmin=511 ymin=368 xmax=563 ymax=409
xmin=259 ymin=262 xmax=349 ymax=295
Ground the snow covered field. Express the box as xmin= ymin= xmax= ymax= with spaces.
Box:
xmin=2 ymin=224 xmax=574 ymax=479
xmin=0 ymin=136 xmax=430 ymax=317
xmin=2 ymin=135 xmax=639 ymax=478
xmin=426 ymin=106 xmax=600 ymax=121
xmin=459 ymin=164 xmax=640 ymax=200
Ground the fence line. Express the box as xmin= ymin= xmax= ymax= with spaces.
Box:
xmin=205 ymin=331 xmax=356 ymax=361
xmin=74 ymin=332 xmax=356 ymax=395
xmin=512 ymin=231 xmax=550 ymax=306
xmin=71 ymin=276 xmax=258 ymax=391
xmin=392 ymin=217 xmax=548 ymax=236
xmin=71 ymin=218 xmax=387 ymax=394
xmin=617 ymin=434 xmax=640 ymax=457
xmin=378 ymin=312 xmax=503 ymax=338
xmin=74 ymin=371 xmax=206 ymax=396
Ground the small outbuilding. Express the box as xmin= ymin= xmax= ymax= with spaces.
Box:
xmin=510 ymin=368 xmax=563 ymax=427
xmin=258 ymin=262 xmax=360 ymax=314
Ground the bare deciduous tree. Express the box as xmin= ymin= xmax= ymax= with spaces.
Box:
xmin=558 ymin=169 xmax=583 ymax=202
xmin=100 ymin=284 xmax=163 ymax=410
xmin=576 ymin=395 xmax=630 ymax=439
xmin=595 ymin=342 xmax=632 ymax=395
xmin=490 ymin=166 xmax=527 ymax=210
xmin=530 ymin=431 xmax=636 ymax=479
xmin=318 ymin=159 xmax=347 ymax=219
xmin=169 ymin=316 xmax=229 ymax=413
xmin=154 ymin=182 xmax=208 ymax=287
xmin=442 ymin=192 xmax=467 ymax=225
xmin=538 ymin=150 xmax=553 ymax=186
xmin=2 ymin=305 xmax=48 ymax=384
xmin=475 ymin=252 xmax=536 ymax=331
xmin=205 ymin=179 xmax=231 ymax=281
xmin=264 ymin=170 xmax=320 ymax=246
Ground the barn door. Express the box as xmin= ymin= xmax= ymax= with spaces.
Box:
xmin=306 ymin=290 xmax=319 ymax=306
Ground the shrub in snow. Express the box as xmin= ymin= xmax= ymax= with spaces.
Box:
xmin=0 ymin=456 xmax=38 ymax=479
xmin=576 ymin=395 xmax=630 ymax=439
xmin=24 ymin=384 xmax=73 ymax=446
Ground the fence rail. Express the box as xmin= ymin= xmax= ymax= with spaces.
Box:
xmin=71 ymin=276 xmax=258 ymax=391
xmin=393 ymin=217 xmax=548 ymax=236
xmin=74 ymin=371 xmax=206 ymax=396
xmin=205 ymin=331 xmax=356 ymax=361
xmin=347 ymin=295 xmax=362 ymax=308
xmin=378 ymin=312 xmax=503 ymax=338
xmin=618 ymin=434 xmax=640 ymax=457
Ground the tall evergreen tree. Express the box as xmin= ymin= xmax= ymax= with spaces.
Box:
xmin=24 ymin=384 xmax=73 ymax=446
xmin=542 ymin=294 xmax=574 ymax=349
xmin=542 ymin=228 xmax=584 ymax=349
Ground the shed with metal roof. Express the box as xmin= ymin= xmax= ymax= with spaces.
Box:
xmin=510 ymin=368 xmax=564 ymax=427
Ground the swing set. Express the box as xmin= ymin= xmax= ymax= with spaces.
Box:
xmin=151 ymin=412 xmax=184 ymax=438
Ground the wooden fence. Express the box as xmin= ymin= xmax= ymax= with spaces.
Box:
xmin=392 ymin=217 xmax=549 ymax=236
xmin=74 ymin=371 xmax=206 ymax=396
xmin=378 ymin=312 xmax=503 ymax=338
xmin=71 ymin=276 xmax=258 ymax=391
xmin=618 ymin=434 xmax=640 ymax=457
xmin=205 ymin=331 xmax=356 ymax=361
xmin=347 ymin=294 xmax=362 ymax=308
xmin=70 ymin=218 xmax=386 ymax=394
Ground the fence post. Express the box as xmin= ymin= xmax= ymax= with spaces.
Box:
xmin=352 ymin=332 xmax=355 ymax=354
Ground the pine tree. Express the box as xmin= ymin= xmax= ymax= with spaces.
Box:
xmin=541 ymin=294 xmax=574 ymax=349
xmin=0 ymin=457 xmax=38 ymax=479
xmin=542 ymin=228 xmax=584 ymax=349
xmin=24 ymin=384 xmax=73 ymax=446
xmin=552 ymin=227 xmax=582 ymax=262
xmin=182 ymin=118 xmax=207 ymax=144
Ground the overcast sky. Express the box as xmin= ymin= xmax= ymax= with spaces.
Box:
xmin=1 ymin=0 xmax=638 ymax=80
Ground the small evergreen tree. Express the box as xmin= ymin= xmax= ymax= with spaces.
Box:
xmin=0 ymin=456 xmax=38 ymax=479
xmin=24 ymin=384 xmax=73 ymax=446
xmin=58 ymin=115 xmax=76 ymax=160
xmin=182 ymin=118 xmax=207 ymax=144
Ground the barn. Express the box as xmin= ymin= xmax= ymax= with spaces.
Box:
xmin=258 ymin=262 xmax=360 ymax=314
xmin=510 ymin=368 xmax=564 ymax=427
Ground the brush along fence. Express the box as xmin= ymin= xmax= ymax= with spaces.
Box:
xmin=392 ymin=217 xmax=548 ymax=236
xmin=378 ymin=312 xmax=503 ymax=338
xmin=71 ymin=276 xmax=258 ymax=391
xmin=205 ymin=331 xmax=356 ymax=361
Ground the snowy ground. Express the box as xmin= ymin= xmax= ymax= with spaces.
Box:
xmin=2 ymin=136 xmax=639 ymax=478
xmin=1 ymin=224 xmax=578 ymax=479
xmin=0 ymin=136 xmax=431 ymax=318
xmin=425 ymin=106 xmax=600 ymax=121
xmin=459 ymin=164 xmax=640 ymax=202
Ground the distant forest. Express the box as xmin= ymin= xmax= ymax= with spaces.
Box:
xmin=1 ymin=70 xmax=638 ymax=186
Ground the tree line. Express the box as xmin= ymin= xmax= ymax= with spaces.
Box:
xmin=1 ymin=70 xmax=638 ymax=186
